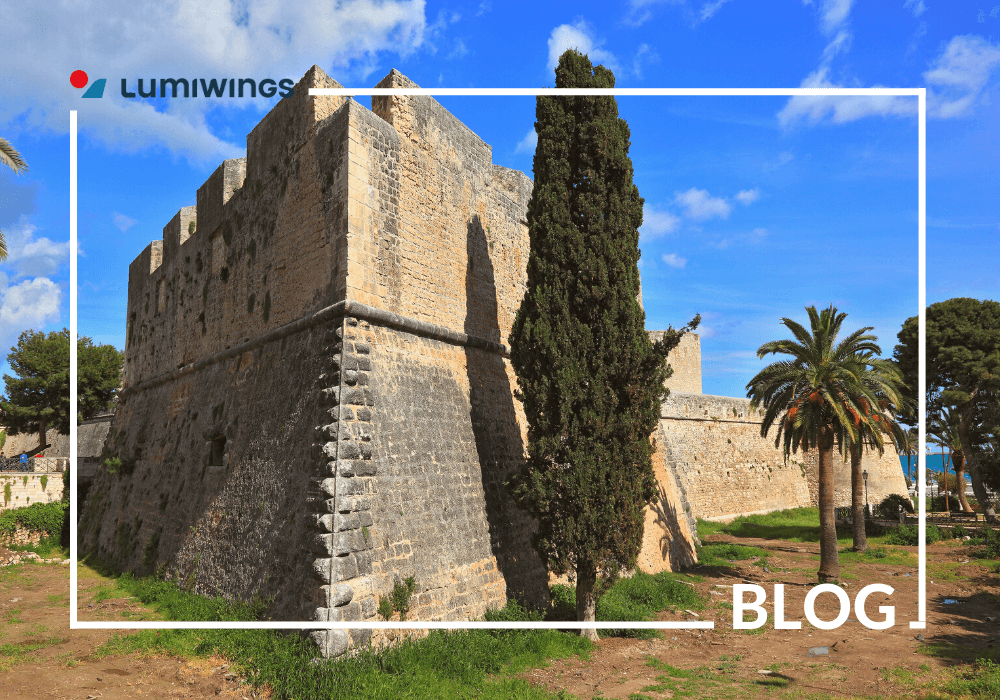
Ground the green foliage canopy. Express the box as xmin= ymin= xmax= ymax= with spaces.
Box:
xmin=895 ymin=297 xmax=1000 ymax=518
xmin=0 ymin=329 xmax=123 ymax=442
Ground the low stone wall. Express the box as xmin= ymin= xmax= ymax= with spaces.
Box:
xmin=659 ymin=393 xmax=910 ymax=522
xmin=0 ymin=473 xmax=65 ymax=512
xmin=0 ymin=525 xmax=44 ymax=548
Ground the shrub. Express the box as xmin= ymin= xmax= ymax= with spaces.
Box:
xmin=884 ymin=523 xmax=941 ymax=546
xmin=0 ymin=502 xmax=68 ymax=538
xmin=379 ymin=577 xmax=417 ymax=621
xmin=929 ymin=494 xmax=961 ymax=512
xmin=874 ymin=493 xmax=913 ymax=519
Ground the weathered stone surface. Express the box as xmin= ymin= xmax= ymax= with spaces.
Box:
xmin=659 ymin=391 xmax=909 ymax=521
xmin=80 ymin=64 xmax=699 ymax=653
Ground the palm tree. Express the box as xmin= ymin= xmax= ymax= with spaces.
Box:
xmin=900 ymin=426 xmax=918 ymax=487
xmin=747 ymin=305 xmax=879 ymax=583
xmin=929 ymin=405 xmax=974 ymax=512
xmin=838 ymin=356 xmax=909 ymax=552
xmin=0 ymin=136 xmax=30 ymax=261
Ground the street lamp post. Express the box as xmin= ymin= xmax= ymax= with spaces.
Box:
xmin=863 ymin=469 xmax=869 ymax=519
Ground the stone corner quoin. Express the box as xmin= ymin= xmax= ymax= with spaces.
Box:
xmin=77 ymin=65 xmax=906 ymax=657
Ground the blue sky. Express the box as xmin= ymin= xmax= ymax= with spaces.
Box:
xmin=1 ymin=0 xmax=998 ymax=401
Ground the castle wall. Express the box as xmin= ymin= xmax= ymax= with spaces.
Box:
xmin=83 ymin=66 xmax=698 ymax=658
xmin=653 ymin=332 xmax=702 ymax=395
xmin=80 ymin=323 xmax=335 ymax=618
xmin=659 ymin=393 xmax=910 ymax=522
xmin=122 ymin=66 xmax=349 ymax=389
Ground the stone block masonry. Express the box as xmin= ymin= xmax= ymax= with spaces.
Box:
xmin=80 ymin=65 xmax=698 ymax=658
xmin=657 ymin=392 xmax=910 ymax=522
xmin=1 ymin=473 xmax=64 ymax=512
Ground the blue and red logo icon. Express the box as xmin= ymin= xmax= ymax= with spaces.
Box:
xmin=71 ymin=70 xmax=106 ymax=98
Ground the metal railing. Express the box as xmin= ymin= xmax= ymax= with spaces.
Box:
xmin=0 ymin=456 xmax=68 ymax=473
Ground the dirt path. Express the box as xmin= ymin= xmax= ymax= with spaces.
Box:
xmin=523 ymin=537 xmax=1000 ymax=699
xmin=0 ymin=563 xmax=263 ymax=699
xmin=1 ymin=538 xmax=996 ymax=699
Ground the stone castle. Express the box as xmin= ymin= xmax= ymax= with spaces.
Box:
xmin=79 ymin=66 xmax=907 ymax=657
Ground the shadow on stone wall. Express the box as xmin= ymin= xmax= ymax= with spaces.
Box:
xmin=464 ymin=215 xmax=549 ymax=608
xmin=649 ymin=481 xmax=698 ymax=570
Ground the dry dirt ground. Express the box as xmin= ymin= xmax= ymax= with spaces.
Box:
xmin=522 ymin=535 xmax=1000 ymax=699
xmin=0 ymin=537 xmax=996 ymax=699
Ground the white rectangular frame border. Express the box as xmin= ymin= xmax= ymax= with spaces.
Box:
xmin=69 ymin=85 xmax=927 ymax=630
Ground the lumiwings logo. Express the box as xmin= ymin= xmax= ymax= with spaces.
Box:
xmin=71 ymin=70 xmax=106 ymax=98
xmin=70 ymin=70 xmax=295 ymax=99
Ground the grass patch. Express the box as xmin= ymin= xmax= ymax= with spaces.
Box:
xmin=920 ymin=641 xmax=1000 ymax=663
xmin=836 ymin=546 xmax=917 ymax=568
xmin=549 ymin=571 xmax=707 ymax=640
xmin=87 ymin=560 xmax=592 ymax=699
xmin=940 ymin=659 xmax=1000 ymax=698
xmin=0 ymin=637 xmax=69 ymax=673
xmin=697 ymin=543 xmax=770 ymax=568
xmin=100 ymin=611 xmax=590 ymax=699
xmin=697 ymin=507 xmax=853 ymax=544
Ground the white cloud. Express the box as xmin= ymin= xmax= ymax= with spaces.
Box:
xmin=819 ymin=0 xmax=853 ymax=34
xmin=0 ymin=277 xmax=61 ymax=339
xmin=821 ymin=29 xmax=852 ymax=62
xmin=447 ymin=39 xmax=469 ymax=60
xmin=762 ymin=151 xmax=794 ymax=172
xmin=674 ymin=188 xmax=731 ymax=220
xmin=735 ymin=189 xmax=760 ymax=205
xmin=662 ymin=253 xmax=687 ymax=269
xmin=640 ymin=204 xmax=682 ymax=240
xmin=514 ymin=129 xmax=537 ymax=154
xmin=904 ymin=0 xmax=926 ymax=17
xmin=625 ymin=0 xmax=685 ymax=27
xmin=778 ymin=35 xmax=1000 ymax=127
xmin=924 ymin=35 xmax=1000 ymax=119
xmin=0 ymin=219 xmax=70 ymax=279
xmin=776 ymin=67 xmax=915 ymax=127
xmin=1 ymin=0 xmax=429 ymax=160
xmin=547 ymin=21 xmax=619 ymax=73
xmin=699 ymin=0 xmax=733 ymax=22
xmin=113 ymin=212 xmax=138 ymax=233
xmin=714 ymin=227 xmax=768 ymax=250
xmin=633 ymin=43 xmax=659 ymax=78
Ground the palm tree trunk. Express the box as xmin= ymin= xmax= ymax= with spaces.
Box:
xmin=851 ymin=443 xmax=867 ymax=552
xmin=576 ymin=563 xmax=600 ymax=642
xmin=943 ymin=450 xmax=951 ymax=515
xmin=959 ymin=406 xmax=998 ymax=523
xmin=954 ymin=451 xmax=973 ymax=513
xmin=817 ymin=426 xmax=840 ymax=582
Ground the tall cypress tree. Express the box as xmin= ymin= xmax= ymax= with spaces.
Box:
xmin=510 ymin=50 xmax=694 ymax=638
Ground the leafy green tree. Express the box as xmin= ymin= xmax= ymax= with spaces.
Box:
xmin=77 ymin=337 xmax=124 ymax=421
xmin=509 ymin=49 xmax=697 ymax=639
xmin=747 ymin=306 xmax=880 ymax=581
xmin=895 ymin=298 xmax=1000 ymax=522
xmin=0 ymin=136 xmax=30 ymax=261
xmin=1 ymin=329 xmax=123 ymax=452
